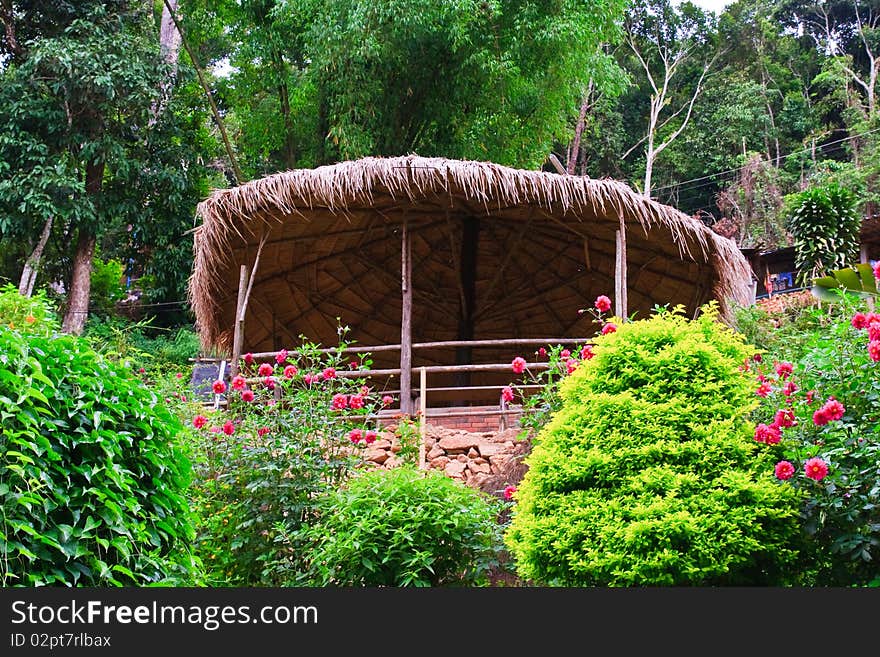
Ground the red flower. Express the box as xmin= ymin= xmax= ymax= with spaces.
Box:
xmin=222 ymin=421 xmax=235 ymax=436
xmin=192 ymin=415 xmax=208 ymax=429
xmin=258 ymin=363 xmax=274 ymax=377
xmin=774 ymin=460 xmax=795 ymax=480
xmin=581 ymin=345 xmax=594 ymax=360
xmin=782 ymin=381 xmax=798 ymax=397
xmin=813 ymin=408 xmax=831 ymax=426
xmin=263 ymin=376 xmax=275 ymax=390
xmin=774 ymin=361 xmax=793 ymax=380
xmin=364 ymin=430 xmax=377 ymax=445
xmin=874 ymin=262 xmax=880 ymax=280
xmin=774 ymin=408 xmax=796 ymax=428
xmin=243 ymin=352 xmax=254 ymax=365
xmin=511 ymin=356 xmax=527 ymax=374
xmin=538 ymin=347 xmax=547 ymax=358
xmin=212 ymin=380 xmax=227 ymax=395
xmin=502 ymin=386 xmax=515 ymax=403
xmin=566 ymin=359 xmax=578 ymax=374
xmin=349 ymin=394 xmax=365 ymax=410
xmin=503 ymin=485 xmax=516 ymax=501
xmin=756 ymin=383 xmax=772 ymax=397
xmin=804 ymin=457 xmax=829 ymax=481
xmin=348 ymin=428 xmax=363 ymax=444
xmin=283 ymin=365 xmax=298 ymax=379
xmin=852 ymin=312 xmax=869 ymax=329
xmin=594 ymin=295 xmax=612 ymax=312
xmin=754 ymin=423 xmax=781 ymax=445
xmin=231 ymin=375 xmax=246 ymax=391
xmin=870 ymin=321 xmax=880 ymax=342
xmin=870 ymin=340 xmax=880 ymax=362
xmin=176 ymin=372 xmax=183 ymax=379
xmin=275 ymin=348 xmax=288 ymax=364
xmin=601 ymin=323 xmax=617 ymax=335
xmin=241 ymin=389 xmax=255 ymax=403
xmin=257 ymin=427 xmax=271 ymax=437
xmin=823 ymin=398 xmax=845 ymax=421
xmin=560 ymin=349 xmax=571 ymax=359
xmin=350 ymin=360 xmax=359 ymax=369
xmin=322 ymin=367 xmax=337 ymax=380
xmin=752 ymin=353 xmax=763 ymax=363
xmin=138 ymin=367 xmax=145 ymax=374
xmin=303 ymin=373 xmax=315 ymax=385
xmin=806 ymin=390 xmax=816 ymax=404
xmin=331 ymin=393 xmax=348 ymax=410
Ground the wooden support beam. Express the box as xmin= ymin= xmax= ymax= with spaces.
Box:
xmin=419 ymin=366 xmax=427 ymax=470
xmin=400 ymin=218 xmax=413 ymax=415
xmin=229 ymin=265 xmax=249 ymax=378
xmin=615 ymin=215 xmax=628 ymax=320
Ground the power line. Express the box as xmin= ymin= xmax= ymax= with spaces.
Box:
xmin=651 ymin=125 xmax=880 ymax=195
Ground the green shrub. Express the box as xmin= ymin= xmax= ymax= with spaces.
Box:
xmin=0 ymin=283 xmax=59 ymax=335
xmin=295 ymin=466 xmax=503 ymax=586
xmin=0 ymin=327 xmax=197 ymax=586
xmin=504 ymin=304 xmax=804 ymax=586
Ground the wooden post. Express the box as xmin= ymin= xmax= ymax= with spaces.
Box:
xmin=615 ymin=216 xmax=628 ymax=320
xmin=214 ymin=359 xmax=226 ymax=410
xmin=419 ymin=366 xmax=427 ymax=470
xmin=400 ymin=218 xmax=413 ymax=416
xmin=499 ymin=391 xmax=507 ymax=431
xmin=229 ymin=264 xmax=249 ymax=379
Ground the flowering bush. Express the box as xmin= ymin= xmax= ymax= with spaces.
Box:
xmin=504 ymin=303 xmax=803 ymax=586
xmin=292 ymin=466 xmax=503 ymax=586
xmin=0 ymin=327 xmax=196 ymax=586
xmin=748 ymin=294 xmax=880 ymax=585
xmin=183 ymin=334 xmax=388 ymax=585
xmin=0 ymin=283 xmax=58 ymax=336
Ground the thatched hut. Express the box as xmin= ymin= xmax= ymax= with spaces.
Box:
xmin=189 ymin=155 xmax=752 ymax=412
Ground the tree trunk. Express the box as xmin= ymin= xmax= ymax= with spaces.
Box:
xmin=18 ymin=215 xmax=53 ymax=297
xmin=567 ymin=90 xmax=592 ymax=175
xmin=61 ymin=160 xmax=103 ymax=335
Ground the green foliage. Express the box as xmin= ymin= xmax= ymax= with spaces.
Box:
xmin=787 ymin=184 xmax=861 ymax=286
xmin=749 ymin=294 xmax=880 ymax=585
xmin=0 ymin=326 xmax=197 ymax=586
xmin=504 ymin=304 xmax=804 ymax=586
xmin=84 ymin=316 xmax=202 ymax=372
xmin=89 ymin=255 xmax=126 ymax=316
xmin=295 ymin=466 xmax=502 ymax=586
xmin=0 ymin=283 xmax=59 ymax=335
xmin=811 ymin=263 xmax=879 ymax=304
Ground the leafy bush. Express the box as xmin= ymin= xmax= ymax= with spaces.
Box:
xmin=0 ymin=282 xmax=59 ymax=335
xmin=183 ymin=336 xmax=387 ymax=585
xmin=295 ymin=466 xmax=502 ymax=586
xmin=504 ymin=304 xmax=804 ymax=586
xmin=89 ymin=255 xmax=126 ymax=316
xmin=0 ymin=327 xmax=197 ymax=586
xmin=748 ymin=293 xmax=880 ymax=585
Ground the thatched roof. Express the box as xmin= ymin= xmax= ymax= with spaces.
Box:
xmin=189 ymin=155 xmax=752 ymax=367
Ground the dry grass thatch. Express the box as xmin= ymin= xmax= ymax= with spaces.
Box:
xmin=188 ymin=155 xmax=753 ymax=371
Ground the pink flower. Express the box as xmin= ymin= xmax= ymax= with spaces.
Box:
xmin=209 ymin=426 xmax=221 ymax=434
xmin=501 ymin=386 xmax=515 ymax=403
xmin=560 ymin=349 xmax=571 ymax=359
xmin=364 ymin=430 xmax=377 ymax=444
xmin=503 ymin=485 xmax=516 ymax=501
xmin=774 ymin=460 xmax=795 ymax=480
xmin=258 ymin=363 xmax=274 ymax=377
xmin=263 ymin=376 xmax=275 ymax=390
xmin=231 ymin=375 xmax=246 ymax=391
xmin=752 ymin=353 xmax=763 ymax=363
xmin=594 ymin=295 xmax=612 ymax=313
xmin=782 ymin=381 xmax=798 ymax=397
xmin=349 ymin=394 xmax=365 ymax=410
xmin=382 ymin=395 xmax=394 ymax=407
xmin=869 ymin=321 xmax=880 ymax=342
xmin=823 ymin=398 xmax=845 ymax=421
xmin=138 ymin=367 xmax=145 ymax=374
xmin=774 ymin=361 xmax=793 ymax=380
xmin=804 ymin=457 xmax=829 ymax=481
xmin=350 ymin=360 xmax=359 ymax=369
xmin=360 ymin=385 xmax=370 ymax=396
xmin=222 ymin=421 xmax=235 ymax=436
xmin=192 ymin=415 xmax=208 ymax=429
xmin=303 ymin=373 xmax=315 ymax=385
xmin=774 ymin=408 xmax=796 ymax=428
xmin=322 ymin=367 xmax=337 ymax=380
xmin=806 ymin=390 xmax=816 ymax=404
xmin=348 ymin=428 xmax=363 ymax=444
xmin=869 ymin=340 xmax=880 ymax=362
xmin=243 ymin=352 xmax=254 ymax=365
xmin=511 ymin=356 xmax=527 ymax=374
xmin=275 ymin=348 xmax=288 ymax=364
xmin=581 ymin=345 xmax=594 ymax=360
xmin=754 ymin=423 xmax=781 ymax=445
xmin=756 ymin=383 xmax=772 ymax=397
xmin=852 ymin=313 xmax=869 ymax=329
xmin=257 ymin=427 xmax=271 ymax=437
xmin=241 ymin=389 xmax=255 ymax=403
xmin=283 ymin=365 xmax=298 ymax=379
xmin=212 ymin=380 xmax=227 ymax=395
xmin=874 ymin=262 xmax=880 ymax=280
xmin=538 ymin=347 xmax=547 ymax=358
xmin=331 ymin=393 xmax=348 ymax=410
xmin=601 ymin=323 xmax=617 ymax=335
xmin=566 ymin=359 xmax=579 ymax=374
xmin=176 ymin=372 xmax=183 ymax=379
xmin=813 ymin=408 xmax=831 ymax=426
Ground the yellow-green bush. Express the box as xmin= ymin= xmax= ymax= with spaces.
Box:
xmin=504 ymin=304 xmax=804 ymax=586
